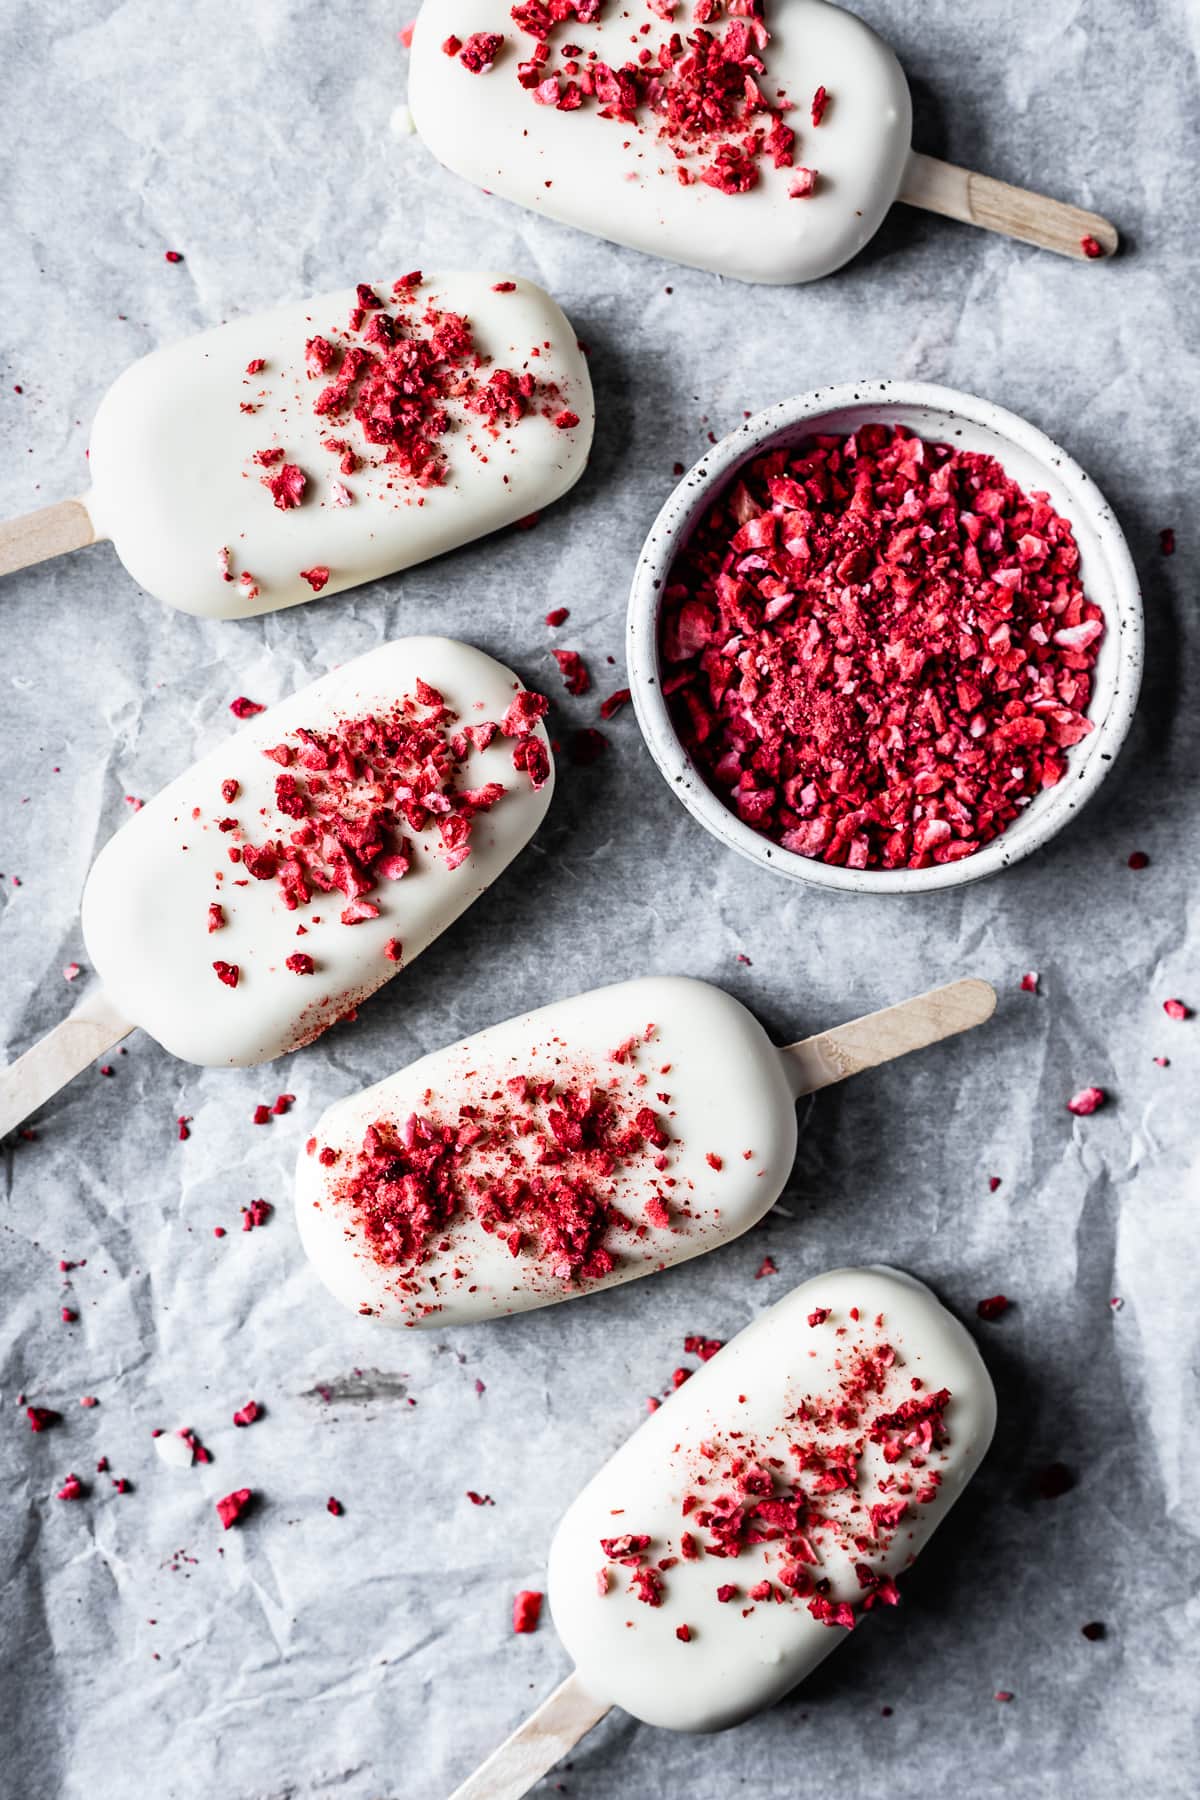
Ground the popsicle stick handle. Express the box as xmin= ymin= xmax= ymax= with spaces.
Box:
xmin=447 ymin=1671 xmax=610 ymax=1800
xmin=0 ymin=498 xmax=97 ymax=578
xmin=899 ymin=151 xmax=1118 ymax=261
xmin=0 ymin=987 xmax=132 ymax=1141
xmin=781 ymin=977 xmax=996 ymax=1099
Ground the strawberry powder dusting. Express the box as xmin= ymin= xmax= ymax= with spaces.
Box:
xmin=658 ymin=424 xmax=1104 ymax=870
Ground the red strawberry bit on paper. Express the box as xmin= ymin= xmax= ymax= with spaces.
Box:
xmin=1067 ymin=1086 xmax=1106 ymax=1116
xmin=164 ymin=250 xmax=183 ymax=264
xmin=599 ymin=687 xmax=631 ymax=720
xmin=253 ymin=1104 xmax=272 ymax=1125
xmin=232 ymin=1401 xmax=261 ymax=1428
xmin=976 ymin=1295 xmax=1010 ymax=1321
xmin=56 ymin=1473 xmax=85 ymax=1501
xmin=552 ymin=649 xmax=591 ymax=696
xmin=545 ymin=607 xmax=570 ymax=627
xmin=286 ymin=952 xmax=315 ymax=975
xmin=216 ymin=1488 xmax=253 ymax=1530
xmin=327 ymin=1495 xmax=344 ymax=1515
xmin=229 ymin=697 xmax=265 ymax=719
xmin=1159 ymin=528 xmax=1175 ymax=556
xmin=299 ymin=566 xmax=330 ymax=593
xmin=811 ymin=84 xmax=829 ymax=125
xmin=1020 ymin=971 xmax=1039 ymax=994
xmin=27 ymin=1406 xmax=61 ymax=1433
xmin=242 ymin=1198 xmax=273 ymax=1231
xmin=512 ymin=1589 xmax=543 ymax=1633
xmin=683 ymin=1335 xmax=723 ymax=1361
xmin=1163 ymin=998 xmax=1191 ymax=1021
xmin=755 ymin=1255 xmax=777 ymax=1279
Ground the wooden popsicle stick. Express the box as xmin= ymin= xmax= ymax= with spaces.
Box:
xmin=781 ymin=977 xmax=996 ymax=1099
xmin=899 ymin=151 xmax=1118 ymax=261
xmin=0 ymin=987 xmax=133 ymax=1142
xmin=447 ymin=1671 xmax=610 ymax=1800
xmin=0 ymin=498 xmax=98 ymax=579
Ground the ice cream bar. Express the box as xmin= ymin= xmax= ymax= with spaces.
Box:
xmin=295 ymin=975 xmax=994 ymax=1326
xmin=408 ymin=0 xmax=1118 ymax=284
xmin=0 ymin=638 xmax=553 ymax=1138
xmin=448 ymin=1267 xmax=996 ymax=1795
xmin=0 ymin=273 xmax=593 ymax=614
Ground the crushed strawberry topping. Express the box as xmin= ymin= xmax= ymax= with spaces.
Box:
xmin=501 ymin=0 xmax=813 ymax=198
xmin=322 ymin=1039 xmax=679 ymax=1306
xmin=269 ymin=275 xmax=572 ymax=500
xmin=216 ymin=1488 xmax=253 ymax=1529
xmin=216 ymin=681 xmax=546 ymax=944
xmin=593 ymin=1308 xmax=957 ymax=1630
xmin=658 ymin=424 xmax=1104 ymax=870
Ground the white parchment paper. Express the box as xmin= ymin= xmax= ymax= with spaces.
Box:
xmin=1 ymin=2 xmax=1197 ymax=1796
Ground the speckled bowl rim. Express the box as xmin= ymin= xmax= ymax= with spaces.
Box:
xmin=626 ymin=380 xmax=1144 ymax=895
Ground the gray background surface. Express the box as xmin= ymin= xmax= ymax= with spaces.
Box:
xmin=1 ymin=2 xmax=1197 ymax=1796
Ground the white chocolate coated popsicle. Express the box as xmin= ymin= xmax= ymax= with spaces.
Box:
xmin=548 ymin=1266 xmax=996 ymax=1733
xmin=410 ymin=0 xmax=911 ymax=285
xmin=79 ymin=273 xmax=592 ymax=616
xmin=295 ymin=976 xmax=995 ymax=1325
xmin=80 ymin=638 xmax=553 ymax=1068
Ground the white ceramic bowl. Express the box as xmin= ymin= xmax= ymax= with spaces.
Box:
xmin=626 ymin=381 xmax=1143 ymax=894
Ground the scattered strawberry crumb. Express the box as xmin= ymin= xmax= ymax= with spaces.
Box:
xmin=1067 ymin=1086 xmax=1106 ymax=1116
xmin=216 ymin=1488 xmax=253 ymax=1530
xmin=512 ymin=1590 xmax=543 ymax=1634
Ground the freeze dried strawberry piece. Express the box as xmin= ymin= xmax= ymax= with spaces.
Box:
xmin=57 ymin=1473 xmax=85 ymax=1501
xmin=299 ymin=566 xmax=331 ymax=593
xmin=212 ymin=961 xmax=240 ymax=988
xmin=631 ymin=1567 xmax=664 ymax=1606
xmin=599 ymin=687 xmax=631 ymax=719
xmin=807 ymin=1308 xmax=830 ymax=1327
xmin=27 ymin=1406 xmax=61 ymax=1432
xmin=552 ymin=649 xmax=590 ymax=696
xmin=216 ymin=1487 xmax=253 ymax=1530
xmin=716 ymin=1584 xmax=737 ymax=1603
xmin=683 ymin=1335 xmax=723 ymax=1361
xmin=1163 ymin=998 xmax=1191 ymax=1021
xmin=554 ymin=409 xmax=580 ymax=430
xmin=675 ymin=1623 xmax=692 ymax=1642
xmin=286 ymin=953 xmax=315 ymax=974
xmin=265 ymin=463 xmax=307 ymax=510
xmin=755 ymin=1255 xmax=776 ymax=1279
xmin=976 ymin=1295 xmax=1010 ymax=1321
xmin=229 ymin=697 xmax=265 ymax=719
xmin=327 ymin=1496 xmax=344 ymax=1515
xmin=1067 ymin=1086 xmax=1106 ymax=1115
xmin=232 ymin=1401 xmax=261 ymax=1427
xmin=1159 ymin=528 xmax=1175 ymax=556
xmin=1080 ymin=235 xmax=1104 ymax=258
xmin=658 ymin=424 xmax=1103 ymax=871
xmin=512 ymin=1589 xmax=543 ymax=1633
xmin=460 ymin=31 xmax=504 ymax=71
xmin=811 ymin=84 xmax=829 ymax=125
xmin=502 ymin=689 xmax=550 ymax=737
xmin=1020 ymin=971 xmax=1039 ymax=993
xmin=545 ymin=607 xmax=570 ymax=627
xmin=242 ymin=1198 xmax=273 ymax=1230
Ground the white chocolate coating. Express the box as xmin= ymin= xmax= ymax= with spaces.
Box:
xmin=80 ymin=638 xmax=553 ymax=1067
xmin=86 ymin=274 xmax=593 ymax=617
xmin=409 ymin=1 xmax=911 ymax=285
xmin=549 ymin=1266 xmax=996 ymax=1731
xmin=295 ymin=975 xmax=798 ymax=1324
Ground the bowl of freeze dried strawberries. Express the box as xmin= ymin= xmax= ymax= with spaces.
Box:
xmin=627 ymin=381 xmax=1142 ymax=893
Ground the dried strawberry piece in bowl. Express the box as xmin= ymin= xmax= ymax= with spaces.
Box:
xmin=657 ymin=423 xmax=1105 ymax=873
